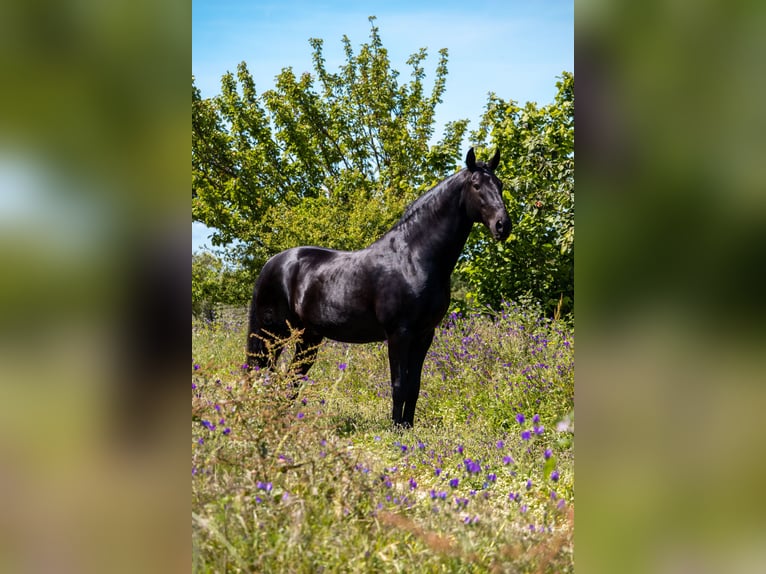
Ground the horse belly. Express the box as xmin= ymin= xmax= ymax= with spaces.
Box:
xmin=294 ymin=265 xmax=386 ymax=343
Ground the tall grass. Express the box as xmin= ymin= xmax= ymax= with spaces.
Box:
xmin=192 ymin=301 xmax=574 ymax=573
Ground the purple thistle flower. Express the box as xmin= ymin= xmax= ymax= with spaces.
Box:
xmin=515 ymin=413 xmax=525 ymax=424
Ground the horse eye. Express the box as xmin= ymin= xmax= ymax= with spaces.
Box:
xmin=472 ymin=182 xmax=481 ymax=190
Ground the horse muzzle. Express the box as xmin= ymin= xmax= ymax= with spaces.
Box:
xmin=492 ymin=215 xmax=511 ymax=241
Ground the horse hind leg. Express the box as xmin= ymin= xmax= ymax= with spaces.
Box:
xmin=289 ymin=333 xmax=323 ymax=396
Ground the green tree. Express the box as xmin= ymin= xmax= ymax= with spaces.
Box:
xmin=192 ymin=251 xmax=253 ymax=319
xmin=192 ymin=17 xmax=468 ymax=272
xmin=192 ymin=251 xmax=223 ymax=320
xmin=457 ymin=72 xmax=574 ymax=316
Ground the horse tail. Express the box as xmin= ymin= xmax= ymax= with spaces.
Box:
xmin=246 ymin=253 xmax=291 ymax=370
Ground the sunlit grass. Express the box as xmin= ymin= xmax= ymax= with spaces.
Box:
xmin=192 ymin=302 xmax=574 ymax=572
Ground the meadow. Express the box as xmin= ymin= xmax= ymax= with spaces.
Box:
xmin=192 ymin=300 xmax=574 ymax=573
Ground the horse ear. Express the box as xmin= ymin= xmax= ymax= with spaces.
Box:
xmin=488 ymin=149 xmax=500 ymax=171
xmin=465 ymin=147 xmax=477 ymax=171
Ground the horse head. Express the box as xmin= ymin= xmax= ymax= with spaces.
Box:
xmin=463 ymin=148 xmax=511 ymax=241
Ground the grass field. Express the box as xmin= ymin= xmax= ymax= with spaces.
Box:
xmin=192 ymin=301 xmax=574 ymax=573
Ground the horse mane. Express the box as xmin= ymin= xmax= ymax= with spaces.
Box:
xmin=392 ymin=169 xmax=468 ymax=231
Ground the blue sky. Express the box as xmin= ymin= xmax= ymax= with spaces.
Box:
xmin=192 ymin=0 xmax=573 ymax=252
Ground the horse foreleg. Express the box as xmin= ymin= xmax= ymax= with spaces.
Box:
xmin=400 ymin=329 xmax=435 ymax=428
xmin=387 ymin=331 xmax=413 ymax=427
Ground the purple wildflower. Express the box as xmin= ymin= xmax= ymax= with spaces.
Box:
xmin=487 ymin=473 xmax=497 ymax=483
xmin=521 ymin=430 xmax=531 ymax=441
xmin=338 ymin=362 xmax=347 ymax=371
xmin=532 ymin=414 xmax=540 ymax=424
xmin=464 ymin=459 xmax=481 ymax=474
xmin=515 ymin=413 xmax=525 ymax=424
xmin=534 ymin=425 xmax=544 ymax=435
xmin=496 ymin=440 xmax=505 ymax=449
xmin=408 ymin=478 xmax=417 ymax=490
xmin=449 ymin=478 xmax=459 ymax=488
xmin=550 ymin=470 xmax=560 ymax=482
xmin=222 ymin=427 xmax=231 ymax=435
xmin=503 ymin=455 xmax=514 ymax=465
xmin=544 ymin=448 xmax=552 ymax=460
xmin=526 ymin=479 xmax=532 ymax=490
xmin=193 ymin=363 xmax=200 ymax=370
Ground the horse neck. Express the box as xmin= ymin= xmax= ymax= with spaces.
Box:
xmin=383 ymin=172 xmax=473 ymax=277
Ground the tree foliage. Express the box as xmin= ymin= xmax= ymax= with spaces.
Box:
xmin=193 ymin=17 xmax=468 ymax=272
xmin=192 ymin=251 xmax=251 ymax=319
xmin=457 ymin=72 xmax=574 ymax=316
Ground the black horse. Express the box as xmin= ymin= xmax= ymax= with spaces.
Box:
xmin=247 ymin=148 xmax=510 ymax=427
